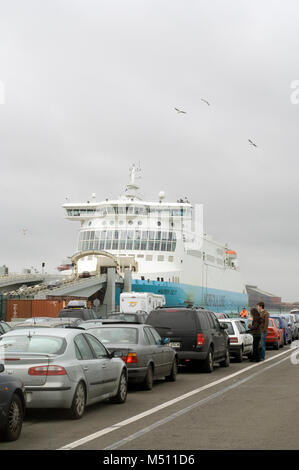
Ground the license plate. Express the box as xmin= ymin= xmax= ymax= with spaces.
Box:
xmin=169 ymin=342 xmax=181 ymax=349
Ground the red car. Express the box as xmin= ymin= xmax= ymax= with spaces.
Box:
xmin=266 ymin=318 xmax=284 ymax=350
xmin=78 ymin=271 xmax=91 ymax=279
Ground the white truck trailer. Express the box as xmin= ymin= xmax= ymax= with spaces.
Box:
xmin=120 ymin=292 xmax=166 ymax=314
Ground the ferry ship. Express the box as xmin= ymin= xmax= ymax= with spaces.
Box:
xmin=62 ymin=165 xmax=248 ymax=313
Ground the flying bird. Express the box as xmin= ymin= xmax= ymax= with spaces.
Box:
xmin=248 ymin=139 xmax=258 ymax=148
xmin=201 ymin=98 xmax=210 ymax=106
xmin=174 ymin=107 xmax=186 ymax=114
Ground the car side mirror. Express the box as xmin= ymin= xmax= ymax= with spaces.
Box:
xmin=163 ymin=337 xmax=170 ymax=344
xmin=0 ymin=363 xmax=4 ymax=373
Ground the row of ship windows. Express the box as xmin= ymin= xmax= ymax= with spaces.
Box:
xmin=78 ymin=239 xmax=176 ymax=252
xmin=85 ymin=254 xmax=175 ymax=262
xmin=79 ymin=230 xmax=177 ymax=242
xmin=67 ymin=206 xmax=191 ymax=217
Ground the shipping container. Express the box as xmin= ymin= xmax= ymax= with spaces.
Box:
xmin=5 ymin=299 xmax=65 ymax=322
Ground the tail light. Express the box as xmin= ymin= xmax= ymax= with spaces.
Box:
xmin=196 ymin=334 xmax=205 ymax=346
xmin=121 ymin=353 xmax=138 ymax=364
xmin=267 ymin=328 xmax=274 ymax=334
xmin=28 ymin=365 xmax=67 ymax=376
xmin=230 ymin=337 xmax=238 ymax=343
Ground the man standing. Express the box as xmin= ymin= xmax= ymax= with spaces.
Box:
xmin=257 ymin=301 xmax=269 ymax=361
xmin=240 ymin=307 xmax=249 ymax=318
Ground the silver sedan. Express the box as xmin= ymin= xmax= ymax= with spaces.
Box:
xmin=0 ymin=328 xmax=128 ymax=419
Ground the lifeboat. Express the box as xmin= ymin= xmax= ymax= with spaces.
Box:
xmin=226 ymin=250 xmax=237 ymax=258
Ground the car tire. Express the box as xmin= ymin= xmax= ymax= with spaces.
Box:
xmin=274 ymin=341 xmax=280 ymax=350
xmin=142 ymin=365 xmax=154 ymax=390
xmin=69 ymin=382 xmax=86 ymax=419
xmin=220 ymin=348 xmax=230 ymax=367
xmin=201 ymin=348 xmax=214 ymax=373
xmin=165 ymin=358 xmax=178 ymax=382
xmin=1 ymin=393 xmax=24 ymax=442
xmin=110 ymin=370 xmax=128 ymax=404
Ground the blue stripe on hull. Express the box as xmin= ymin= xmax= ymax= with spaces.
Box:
xmin=131 ymin=280 xmax=248 ymax=314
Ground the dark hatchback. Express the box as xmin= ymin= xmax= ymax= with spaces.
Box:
xmin=58 ymin=308 xmax=97 ymax=321
xmin=0 ymin=363 xmax=26 ymax=441
xmin=146 ymin=307 xmax=230 ymax=372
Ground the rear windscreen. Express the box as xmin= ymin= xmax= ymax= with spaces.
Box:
xmin=0 ymin=335 xmax=66 ymax=354
xmin=221 ymin=322 xmax=234 ymax=335
xmin=148 ymin=310 xmax=196 ymax=330
xmin=59 ymin=309 xmax=91 ymax=319
xmin=89 ymin=328 xmax=138 ymax=344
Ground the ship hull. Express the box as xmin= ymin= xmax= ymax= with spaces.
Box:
xmin=131 ymin=279 xmax=248 ymax=313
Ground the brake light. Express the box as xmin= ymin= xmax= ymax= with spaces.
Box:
xmin=230 ymin=337 xmax=238 ymax=343
xmin=197 ymin=334 xmax=205 ymax=346
xmin=28 ymin=365 xmax=67 ymax=376
xmin=122 ymin=353 xmax=138 ymax=364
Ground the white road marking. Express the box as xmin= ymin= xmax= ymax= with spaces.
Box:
xmin=58 ymin=346 xmax=298 ymax=450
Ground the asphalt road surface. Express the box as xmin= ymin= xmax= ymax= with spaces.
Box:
xmin=1 ymin=343 xmax=299 ymax=450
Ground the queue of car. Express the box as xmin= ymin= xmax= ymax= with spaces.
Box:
xmin=0 ymin=305 xmax=297 ymax=443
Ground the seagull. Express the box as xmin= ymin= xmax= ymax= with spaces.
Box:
xmin=248 ymin=139 xmax=258 ymax=148
xmin=174 ymin=107 xmax=186 ymax=114
xmin=201 ymin=98 xmax=210 ymax=106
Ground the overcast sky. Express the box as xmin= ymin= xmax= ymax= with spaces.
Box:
xmin=0 ymin=0 xmax=298 ymax=300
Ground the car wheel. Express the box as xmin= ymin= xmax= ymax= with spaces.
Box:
xmin=202 ymin=348 xmax=214 ymax=373
xmin=69 ymin=382 xmax=86 ymax=419
xmin=165 ymin=358 xmax=178 ymax=382
xmin=142 ymin=365 xmax=154 ymax=390
xmin=274 ymin=341 xmax=279 ymax=350
xmin=220 ymin=348 xmax=230 ymax=367
xmin=1 ymin=393 xmax=24 ymax=442
xmin=110 ymin=370 xmax=128 ymax=404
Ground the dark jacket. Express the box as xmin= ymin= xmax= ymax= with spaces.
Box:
xmin=249 ymin=315 xmax=262 ymax=335
xmin=261 ymin=310 xmax=270 ymax=334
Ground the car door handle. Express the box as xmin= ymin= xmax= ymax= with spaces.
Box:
xmin=83 ymin=366 xmax=89 ymax=371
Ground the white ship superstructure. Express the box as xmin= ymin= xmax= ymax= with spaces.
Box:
xmin=63 ymin=165 xmax=248 ymax=312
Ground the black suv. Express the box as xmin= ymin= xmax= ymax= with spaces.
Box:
xmin=146 ymin=307 xmax=230 ymax=372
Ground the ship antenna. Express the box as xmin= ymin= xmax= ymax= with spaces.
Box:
xmin=122 ymin=163 xmax=143 ymax=200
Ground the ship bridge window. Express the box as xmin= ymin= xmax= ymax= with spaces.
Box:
xmin=66 ymin=208 xmax=96 ymax=217
xmin=78 ymin=230 xmax=176 ymax=252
